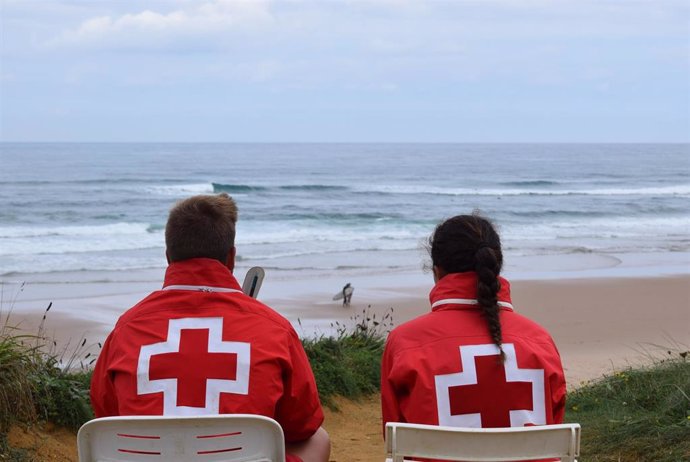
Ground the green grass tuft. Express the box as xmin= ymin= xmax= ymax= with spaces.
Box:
xmin=0 ymin=328 xmax=39 ymax=433
xmin=31 ymin=363 xmax=93 ymax=431
xmin=565 ymin=353 xmax=690 ymax=462
xmin=0 ymin=329 xmax=95 ymax=434
xmin=0 ymin=297 xmax=95 ymax=438
xmin=301 ymin=306 xmax=392 ymax=409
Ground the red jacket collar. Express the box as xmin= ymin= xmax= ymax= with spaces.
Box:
xmin=429 ymin=272 xmax=513 ymax=312
xmin=163 ymin=258 xmax=242 ymax=291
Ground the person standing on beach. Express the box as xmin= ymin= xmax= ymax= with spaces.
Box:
xmin=381 ymin=214 xmax=566 ymax=431
xmin=342 ymin=283 xmax=353 ymax=307
xmin=90 ymin=193 xmax=330 ymax=462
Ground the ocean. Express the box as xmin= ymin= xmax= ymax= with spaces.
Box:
xmin=1 ymin=143 xmax=689 ymax=285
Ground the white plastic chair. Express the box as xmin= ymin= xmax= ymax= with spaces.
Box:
xmin=385 ymin=422 xmax=581 ymax=462
xmin=77 ymin=414 xmax=286 ymax=462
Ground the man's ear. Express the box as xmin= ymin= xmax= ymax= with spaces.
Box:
xmin=225 ymin=247 xmax=237 ymax=273
xmin=165 ymin=250 xmax=171 ymax=264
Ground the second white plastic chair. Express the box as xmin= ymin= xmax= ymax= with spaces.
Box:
xmin=385 ymin=422 xmax=581 ymax=462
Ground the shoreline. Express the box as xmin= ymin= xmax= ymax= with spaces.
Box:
xmin=2 ymin=263 xmax=688 ymax=387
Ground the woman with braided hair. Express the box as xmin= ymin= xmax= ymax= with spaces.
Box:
xmin=381 ymin=214 xmax=566 ymax=431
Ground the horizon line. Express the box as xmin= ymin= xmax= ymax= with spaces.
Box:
xmin=2 ymin=141 xmax=689 ymax=145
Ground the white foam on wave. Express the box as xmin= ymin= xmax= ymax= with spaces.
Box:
xmin=500 ymin=215 xmax=690 ymax=257
xmin=503 ymin=215 xmax=690 ymax=240
xmin=573 ymin=185 xmax=690 ymax=196
xmin=243 ymin=240 xmax=420 ymax=261
xmin=146 ymin=183 xmax=214 ymax=196
xmin=1 ymin=253 xmax=166 ymax=276
xmin=0 ymin=222 xmax=163 ymax=256
xmin=136 ymin=182 xmax=690 ymax=198
xmin=2 ymin=213 xmax=688 ymax=276
xmin=0 ymin=222 xmax=152 ymax=239
xmin=237 ymin=222 xmax=425 ymax=246
xmin=357 ymin=184 xmax=690 ymax=197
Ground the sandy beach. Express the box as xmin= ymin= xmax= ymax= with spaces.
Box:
xmin=4 ymin=270 xmax=689 ymax=462
xmin=3 ymin=246 xmax=690 ymax=462
xmin=281 ymin=274 xmax=690 ymax=387
xmin=4 ymin=269 xmax=689 ymax=387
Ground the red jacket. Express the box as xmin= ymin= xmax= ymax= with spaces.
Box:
xmin=91 ymin=258 xmax=324 ymax=444
xmin=381 ymin=272 xmax=566 ymax=430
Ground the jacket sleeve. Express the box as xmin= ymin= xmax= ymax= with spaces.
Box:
xmin=548 ymin=340 xmax=567 ymax=424
xmin=381 ymin=333 xmax=404 ymax=436
xmin=90 ymin=332 xmax=119 ymax=417
xmin=274 ymin=330 xmax=324 ymax=442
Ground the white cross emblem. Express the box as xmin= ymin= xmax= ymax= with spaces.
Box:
xmin=434 ymin=343 xmax=546 ymax=427
xmin=137 ymin=317 xmax=251 ymax=416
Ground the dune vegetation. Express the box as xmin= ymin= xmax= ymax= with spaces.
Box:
xmin=565 ymin=350 xmax=690 ymax=462
xmin=0 ymin=303 xmax=688 ymax=461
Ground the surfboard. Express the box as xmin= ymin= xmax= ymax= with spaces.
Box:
xmin=242 ymin=266 xmax=265 ymax=299
xmin=332 ymin=286 xmax=354 ymax=301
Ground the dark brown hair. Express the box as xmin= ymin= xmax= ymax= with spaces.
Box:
xmin=165 ymin=193 xmax=238 ymax=263
xmin=429 ymin=213 xmax=505 ymax=359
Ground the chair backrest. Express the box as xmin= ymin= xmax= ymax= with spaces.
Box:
xmin=385 ymin=422 xmax=581 ymax=462
xmin=78 ymin=414 xmax=286 ymax=462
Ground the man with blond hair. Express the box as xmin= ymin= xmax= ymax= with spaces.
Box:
xmin=91 ymin=193 xmax=330 ymax=462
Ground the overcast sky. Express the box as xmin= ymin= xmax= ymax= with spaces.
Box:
xmin=1 ymin=0 xmax=688 ymax=142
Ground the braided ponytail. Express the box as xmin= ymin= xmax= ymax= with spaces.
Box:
xmin=475 ymin=245 xmax=505 ymax=361
xmin=429 ymin=213 xmax=505 ymax=360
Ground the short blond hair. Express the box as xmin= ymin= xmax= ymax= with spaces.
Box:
xmin=165 ymin=193 xmax=238 ymax=263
